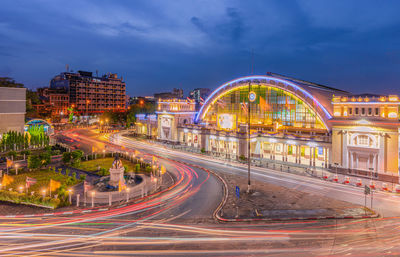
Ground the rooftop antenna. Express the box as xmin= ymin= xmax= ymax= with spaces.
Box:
xmin=66 ymin=64 xmax=69 ymax=72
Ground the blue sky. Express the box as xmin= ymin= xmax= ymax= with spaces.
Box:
xmin=1 ymin=0 xmax=400 ymax=96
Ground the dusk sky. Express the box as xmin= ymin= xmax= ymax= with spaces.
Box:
xmin=1 ymin=0 xmax=400 ymax=96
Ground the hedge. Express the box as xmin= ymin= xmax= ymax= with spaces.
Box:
xmin=0 ymin=190 xmax=61 ymax=208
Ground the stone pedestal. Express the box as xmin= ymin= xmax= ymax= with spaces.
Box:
xmin=109 ymin=167 xmax=125 ymax=187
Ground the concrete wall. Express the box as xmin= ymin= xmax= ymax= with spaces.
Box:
xmin=0 ymin=87 xmax=26 ymax=134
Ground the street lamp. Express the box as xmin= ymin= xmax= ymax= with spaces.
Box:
xmin=103 ymin=149 xmax=106 ymax=158
xmin=91 ymin=191 xmax=95 ymax=207
xmin=42 ymin=189 xmax=46 ymax=198
xmin=68 ymin=189 xmax=73 ymax=204
xmin=15 ymin=164 xmax=19 ymax=175
xmin=126 ymin=187 xmax=130 ymax=202
xmin=18 ymin=186 xmax=23 ymax=194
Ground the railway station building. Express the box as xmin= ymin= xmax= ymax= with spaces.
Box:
xmin=136 ymin=73 xmax=400 ymax=181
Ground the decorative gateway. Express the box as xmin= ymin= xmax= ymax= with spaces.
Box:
xmin=160 ymin=116 xmax=172 ymax=140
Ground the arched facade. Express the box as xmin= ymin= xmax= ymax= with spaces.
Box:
xmin=196 ymin=75 xmax=333 ymax=131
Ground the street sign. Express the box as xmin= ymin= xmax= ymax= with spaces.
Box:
xmin=235 ymin=186 xmax=240 ymax=199
xmin=364 ymin=185 xmax=371 ymax=195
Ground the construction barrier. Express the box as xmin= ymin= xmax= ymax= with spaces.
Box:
xmin=382 ymin=183 xmax=388 ymax=191
xmin=356 ymin=179 xmax=362 ymax=187
xmin=344 ymin=176 xmax=350 ymax=184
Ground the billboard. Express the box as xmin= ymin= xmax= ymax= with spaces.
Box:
xmin=217 ymin=114 xmax=236 ymax=130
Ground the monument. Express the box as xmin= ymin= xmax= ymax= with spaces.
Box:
xmin=108 ymin=154 xmax=125 ymax=187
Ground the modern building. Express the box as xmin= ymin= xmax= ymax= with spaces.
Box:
xmin=136 ymin=73 xmax=400 ymax=182
xmin=189 ymin=88 xmax=211 ymax=102
xmin=50 ymin=70 xmax=126 ymax=114
xmin=154 ymin=88 xmax=183 ymax=100
xmin=0 ymin=87 xmax=26 ymax=134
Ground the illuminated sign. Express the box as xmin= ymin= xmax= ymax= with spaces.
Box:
xmin=217 ymin=114 xmax=236 ymax=130
xmin=248 ymin=91 xmax=256 ymax=102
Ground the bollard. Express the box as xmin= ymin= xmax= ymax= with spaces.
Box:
xmin=76 ymin=194 xmax=80 ymax=207
xmin=370 ymin=180 xmax=376 ymax=190
xmin=333 ymin=175 xmax=339 ymax=182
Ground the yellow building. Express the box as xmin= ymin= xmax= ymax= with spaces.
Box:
xmin=331 ymin=94 xmax=400 ymax=180
xmin=135 ymin=73 xmax=400 ymax=181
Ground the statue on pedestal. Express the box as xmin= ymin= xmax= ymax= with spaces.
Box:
xmin=108 ymin=154 xmax=125 ymax=187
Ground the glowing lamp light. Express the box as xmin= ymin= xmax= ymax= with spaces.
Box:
xmin=343 ymin=111 xmax=348 ymax=116
xmin=334 ymin=112 xmax=341 ymax=117
xmin=388 ymin=112 xmax=398 ymax=118
xmin=380 ymin=97 xmax=386 ymax=102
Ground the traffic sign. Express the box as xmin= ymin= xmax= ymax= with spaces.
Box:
xmin=364 ymin=185 xmax=370 ymax=195
xmin=235 ymin=186 xmax=240 ymax=199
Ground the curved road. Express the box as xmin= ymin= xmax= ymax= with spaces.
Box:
xmin=0 ymin=128 xmax=399 ymax=256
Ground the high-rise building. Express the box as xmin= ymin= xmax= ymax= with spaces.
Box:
xmin=189 ymin=88 xmax=211 ymax=102
xmin=50 ymin=70 xmax=126 ymax=114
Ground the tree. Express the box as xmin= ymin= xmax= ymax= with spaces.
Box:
xmin=39 ymin=152 xmax=51 ymax=167
xmin=62 ymin=152 xmax=72 ymax=165
xmin=28 ymin=155 xmax=41 ymax=170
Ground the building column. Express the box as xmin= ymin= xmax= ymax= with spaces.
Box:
xmin=309 ymin=147 xmax=313 ymax=166
xmin=324 ymin=147 xmax=328 ymax=168
xmin=273 ymin=143 xmax=276 ymax=160
xmin=312 ymin=147 xmax=316 ymax=167
xmin=373 ymin=153 xmax=377 ymax=172
xmin=298 ymin=146 xmax=302 ymax=164
xmin=295 ymin=145 xmax=298 ymax=164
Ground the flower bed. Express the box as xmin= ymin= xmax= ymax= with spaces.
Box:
xmin=1 ymin=169 xmax=80 ymax=208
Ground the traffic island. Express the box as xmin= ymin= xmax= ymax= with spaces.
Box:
xmin=217 ymin=173 xmax=376 ymax=222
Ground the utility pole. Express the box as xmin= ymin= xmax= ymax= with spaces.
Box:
xmin=247 ymin=81 xmax=252 ymax=193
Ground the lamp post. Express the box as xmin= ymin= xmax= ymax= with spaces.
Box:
xmin=42 ymin=189 xmax=46 ymax=198
xmin=91 ymin=191 xmax=95 ymax=207
xmin=103 ymin=149 xmax=106 ymax=158
xmin=18 ymin=186 xmax=23 ymax=194
xmin=247 ymin=82 xmax=256 ymax=193
xmin=15 ymin=164 xmax=19 ymax=175
xmin=68 ymin=189 xmax=73 ymax=204
xmin=126 ymin=188 xmax=130 ymax=202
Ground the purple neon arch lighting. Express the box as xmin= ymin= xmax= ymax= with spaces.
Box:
xmin=195 ymin=75 xmax=333 ymax=126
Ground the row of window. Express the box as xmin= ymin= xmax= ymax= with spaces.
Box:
xmin=348 ymin=107 xmax=379 ymax=116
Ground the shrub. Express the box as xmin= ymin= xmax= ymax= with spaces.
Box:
xmin=39 ymin=152 xmax=51 ymax=167
xmin=8 ymin=150 xmax=17 ymax=159
xmin=135 ymin=164 xmax=140 ymax=172
xmin=145 ymin=166 xmax=152 ymax=173
xmin=79 ymin=174 xmax=87 ymax=181
xmin=28 ymin=155 xmax=41 ymax=170
xmin=200 ymin=148 xmax=206 ymax=154
xmin=72 ymin=172 xmax=77 ymax=179
xmin=62 ymin=152 xmax=72 ymax=165
xmin=239 ymin=155 xmax=246 ymax=161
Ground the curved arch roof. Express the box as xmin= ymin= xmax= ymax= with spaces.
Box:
xmin=196 ymin=74 xmax=349 ymax=129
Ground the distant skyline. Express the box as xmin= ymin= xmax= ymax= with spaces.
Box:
xmin=1 ymin=0 xmax=400 ymax=96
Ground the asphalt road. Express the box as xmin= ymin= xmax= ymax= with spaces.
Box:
xmin=0 ymin=128 xmax=399 ymax=256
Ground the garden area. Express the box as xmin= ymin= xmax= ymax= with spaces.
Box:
xmin=0 ymin=168 xmax=82 ymax=209
xmin=63 ymin=153 xmax=155 ymax=177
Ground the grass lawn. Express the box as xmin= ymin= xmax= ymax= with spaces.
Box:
xmin=79 ymin=157 xmax=138 ymax=173
xmin=4 ymin=169 xmax=78 ymax=196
